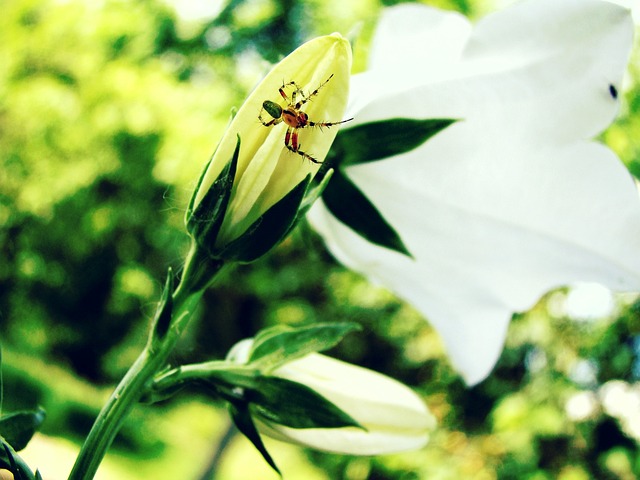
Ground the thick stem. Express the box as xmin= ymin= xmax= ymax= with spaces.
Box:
xmin=67 ymin=242 xmax=222 ymax=480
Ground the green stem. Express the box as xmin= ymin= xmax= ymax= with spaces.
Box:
xmin=67 ymin=242 xmax=223 ymax=480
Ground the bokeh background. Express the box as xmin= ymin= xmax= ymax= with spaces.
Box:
xmin=1 ymin=0 xmax=640 ymax=478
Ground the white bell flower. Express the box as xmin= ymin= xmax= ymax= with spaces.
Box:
xmin=309 ymin=0 xmax=640 ymax=384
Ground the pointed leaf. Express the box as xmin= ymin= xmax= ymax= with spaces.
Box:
xmin=322 ymin=168 xmax=411 ymax=256
xmin=0 ymin=409 xmax=45 ymax=451
xmin=0 ymin=441 xmax=34 ymax=480
xmin=249 ymin=376 xmax=363 ymax=430
xmin=298 ymin=168 xmax=334 ymax=216
xmin=229 ymin=402 xmax=281 ymax=476
xmin=220 ymin=174 xmax=311 ymax=262
xmin=0 ymin=345 xmax=3 ymax=415
xmin=248 ymin=322 xmax=361 ymax=371
xmin=186 ymin=135 xmax=241 ymax=254
xmin=327 ymin=118 xmax=457 ymax=166
xmin=150 ymin=267 xmax=174 ymax=341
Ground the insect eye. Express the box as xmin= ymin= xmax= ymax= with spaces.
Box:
xmin=300 ymin=112 xmax=308 ymax=122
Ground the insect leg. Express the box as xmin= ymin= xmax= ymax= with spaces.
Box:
xmin=284 ymin=128 xmax=321 ymax=164
xmin=307 ymin=117 xmax=354 ymax=129
xmin=295 ymin=74 xmax=334 ymax=109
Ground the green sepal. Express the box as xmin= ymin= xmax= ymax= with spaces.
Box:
xmin=219 ymin=174 xmax=311 ymax=263
xmin=198 ymin=365 xmax=260 ymax=393
xmin=297 ymin=168 xmax=334 ymax=217
xmin=149 ymin=361 xmax=261 ymax=402
xmin=0 ymin=409 xmax=45 ymax=452
xmin=185 ymin=157 xmax=212 ymax=224
xmin=201 ymin=368 xmax=362 ymax=430
xmin=248 ymin=322 xmax=360 ymax=372
xmin=271 ymin=170 xmax=333 ymax=253
xmin=327 ymin=117 xmax=458 ymax=166
xmin=0 ymin=441 xmax=36 ymax=480
xmin=248 ymin=376 xmax=363 ymax=430
xmin=322 ymin=168 xmax=412 ymax=257
xmin=229 ymin=402 xmax=281 ymax=477
xmin=186 ymin=135 xmax=240 ymax=257
xmin=150 ymin=267 xmax=174 ymax=342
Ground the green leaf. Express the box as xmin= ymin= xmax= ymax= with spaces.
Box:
xmin=186 ymin=134 xmax=241 ymax=256
xmin=249 ymin=376 xmax=363 ymax=430
xmin=200 ymin=366 xmax=261 ymax=393
xmin=229 ymin=402 xmax=281 ymax=477
xmin=0 ymin=344 xmax=3 ymax=415
xmin=298 ymin=168 xmax=334 ymax=216
xmin=150 ymin=267 xmax=174 ymax=342
xmin=0 ymin=440 xmax=35 ymax=480
xmin=322 ymin=168 xmax=412 ymax=256
xmin=327 ymin=117 xmax=458 ymax=166
xmin=248 ymin=322 xmax=360 ymax=372
xmin=219 ymin=174 xmax=311 ymax=262
xmin=185 ymin=155 xmax=213 ymax=222
xmin=0 ymin=409 xmax=45 ymax=452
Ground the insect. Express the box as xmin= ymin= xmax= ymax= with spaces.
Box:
xmin=608 ymin=83 xmax=618 ymax=99
xmin=258 ymin=74 xmax=353 ymax=164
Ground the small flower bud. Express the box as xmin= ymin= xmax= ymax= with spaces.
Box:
xmin=228 ymin=338 xmax=436 ymax=455
xmin=187 ymin=34 xmax=352 ymax=262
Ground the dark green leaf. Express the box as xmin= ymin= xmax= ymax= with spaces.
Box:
xmin=229 ymin=402 xmax=281 ymax=477
xmin=150 ymin=267 xmax=174 ymax=341
xmin=248 ymin=322 xmax=360 ymax=371
xmin=322 ymin=169 xmax=412 ymax=256
xmin=200 ymin=366 xmax=260 ymax=392
xmin=0 ymin=409 xmax=45 ymax=452
xmin=0 ymin=344 xmax=3 ymax=413
xmin=0 ymin=440 xmax=35 ymax=480
xmin=185 ymin=155 xmax=213 ymax=220
xmin=220 ymin=174 xmax=311 ymax=262
xmin=186 ymin=134 xmax=241 ymax=256
xmin=297 ymin=168 xmax=334 ymax=217
xmin=249 ymin=377 xmax=363 ymax=430
xmin=327 ymin=117 xmax=458 ymax=166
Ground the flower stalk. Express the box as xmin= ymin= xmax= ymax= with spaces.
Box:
xmin=67 ymin=241 xmax=222 ymax=480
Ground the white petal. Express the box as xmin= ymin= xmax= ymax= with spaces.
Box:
xmin=311 ymin=139 xmax=640 ymax=384
xmin=347 ymin=5 xmax=470 ymax=118
xmin=368 ymin=4 xmax=470 ymax=79
xmin=275 ymin=353 xmax=434 ymax=431
xmin=257 ymin=419 xmax=430 ymax=455
xmin=460 ymin=0 xmax=634 ymax=139
xmin=352 ymin=0 xmax=633 ymax=141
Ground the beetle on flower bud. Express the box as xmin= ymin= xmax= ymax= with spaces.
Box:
xmin=185 ymin=34 xmax=352 ymax=264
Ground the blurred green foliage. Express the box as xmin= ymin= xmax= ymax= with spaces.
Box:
xmin=1 ymin=0 xmax=639 ymax=478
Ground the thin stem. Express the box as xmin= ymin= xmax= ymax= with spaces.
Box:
xmin=67 ymin=242 xmax=222 ymax=480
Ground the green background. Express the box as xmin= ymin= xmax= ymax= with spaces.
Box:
xmin=1 ymin=0 xmax=639 ymax=478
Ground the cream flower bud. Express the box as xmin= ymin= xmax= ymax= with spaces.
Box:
xmin=228 ymin=339 xmax=436 ymax=455
xmin=186 ymin=34 xmax=352 ymax=262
